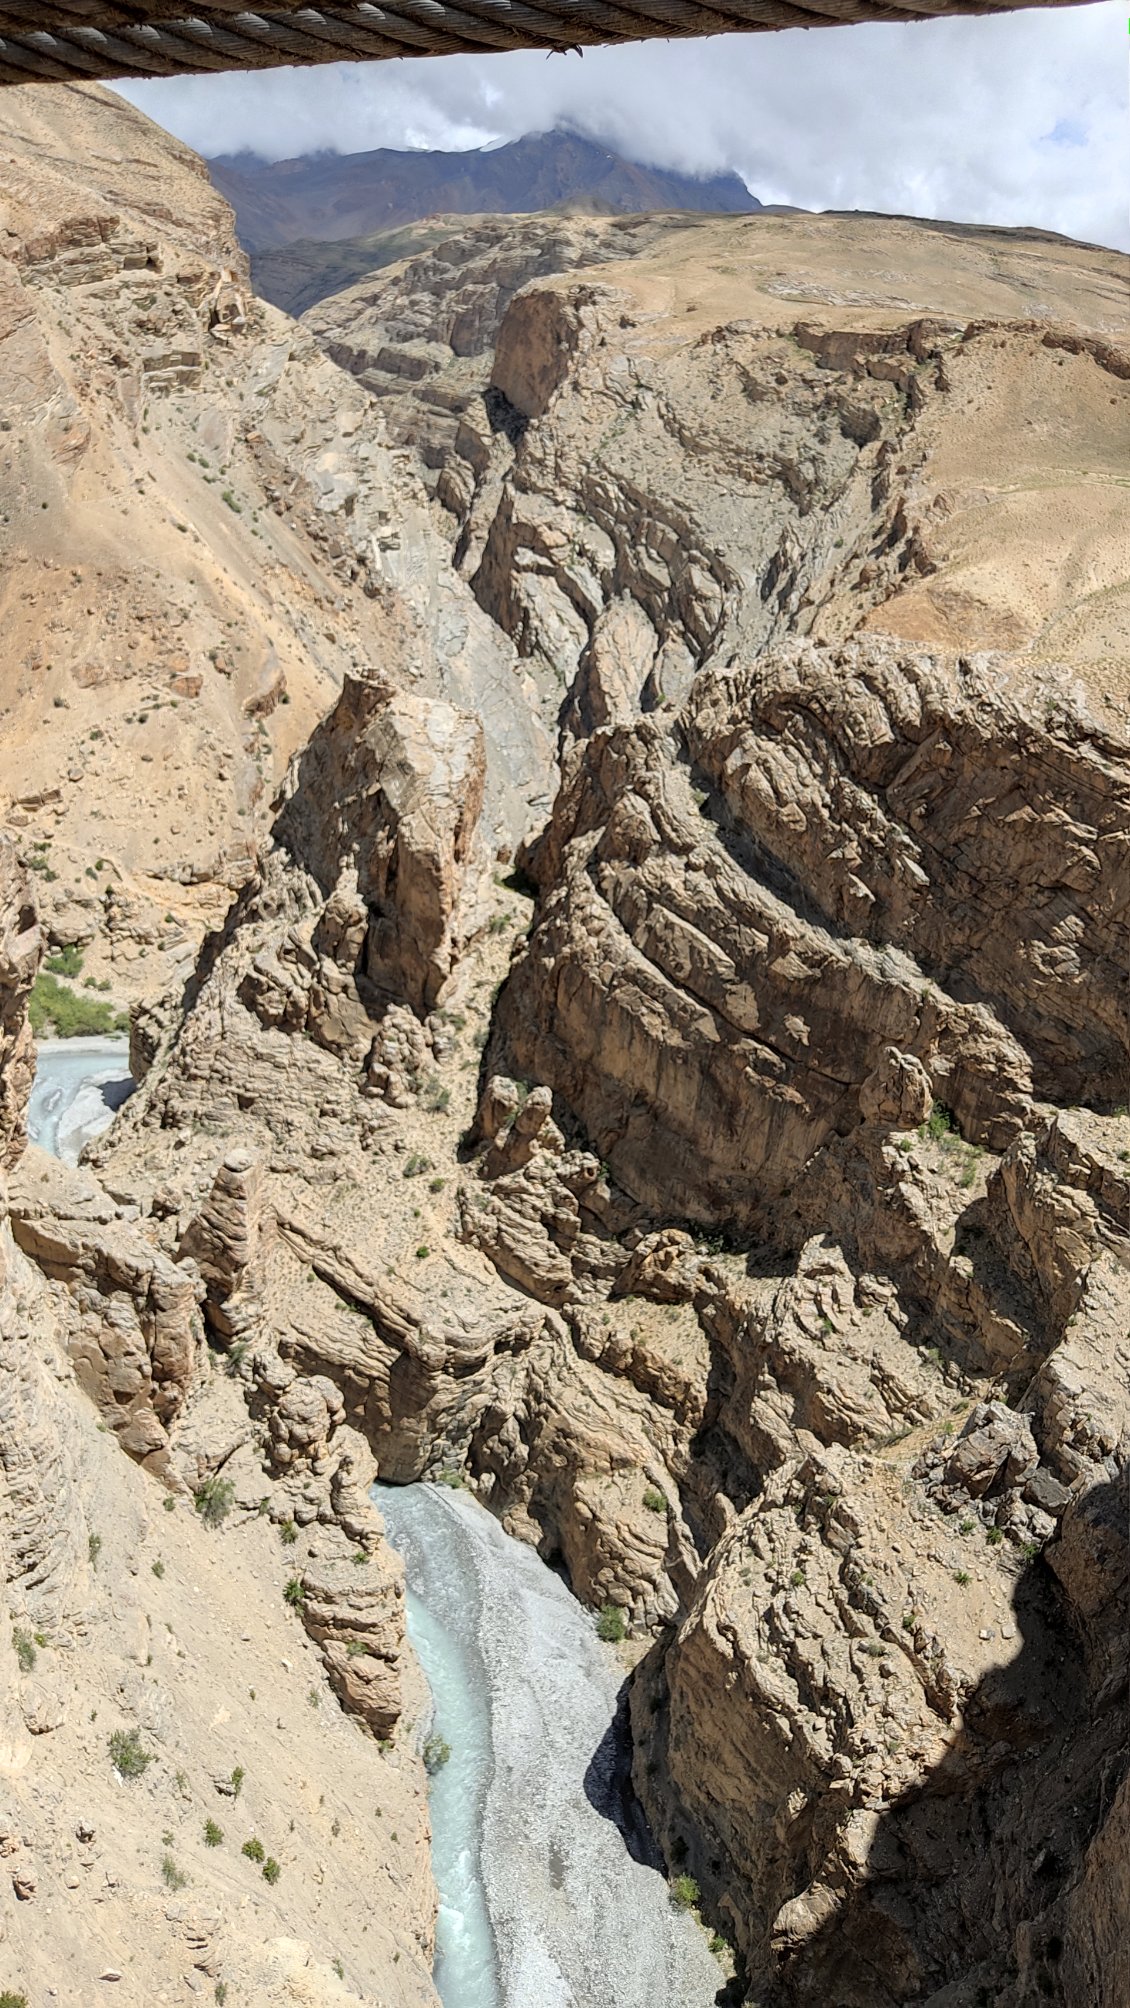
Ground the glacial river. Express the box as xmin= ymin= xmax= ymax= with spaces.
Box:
xmin=26 ymin=1035 xmax=133 ymax=1162
xmin=378 ymin=1481 xmax=720 ymax=2008
xmin=28 ymin=1043 xmax=719 ymax=2008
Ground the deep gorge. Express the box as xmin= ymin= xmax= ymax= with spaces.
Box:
xmin=0 ymin=73 xmax=1126 ymax=2008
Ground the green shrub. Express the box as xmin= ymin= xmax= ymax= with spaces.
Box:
xmin=12 ymin=1629 xmax=35 ymax=1673
xmin=0 ymin=1991 xmax=28 ymax=2007
xmin=423 ymin=1733 xmax=451 ymax=1775
xmin=45 ymin=944 xmax=83 ymax=977
xmin=151 ymin=1560 xmax=165 ymax=1579
xmin=669 ymin=1872 xmax=700 ymax=1912
xmin=987 ymin=1526 xmax=1004 ymax=1546
xmin=204 ymin=1819 xmax=223 ymax=1847
xmin=921 ymin=1102 xmax=955 ymax=1142
xmin=642 ymin=1487 xmax=667 ymax=1514
xmin=194 ymin=1476 xmax=235 ymax=1528
xmin=88 ymin=1532 xmax=102 ymax=1566
xmin=109 ymin=1727 xmax=152 ymax=1780
xmin=28 ymin=973 xmax=127 ymax=1039
xmin=161 ymin=1852 xmax=188 ymax=1890
xmin=596 ymin=1604 xmax=626 ymax=1644
xmin=262 ymin=1856 xmax=281 ymax=1885
xmin=283 ymin=1577 xmax=305 ymax=1607
xmin=241 ymin=1836 xmax=265 ymax=1863
xmin=230 ymin=1766 xmax=245 ymax=1799
xmin=954 ymin=1570 xmax=971 ymax=1587
xmin=280 ymin=1519 xmax=298 ymax=1545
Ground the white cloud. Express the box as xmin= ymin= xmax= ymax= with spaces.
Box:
xmin=114 ymin=1 xmax=1129 ymax=251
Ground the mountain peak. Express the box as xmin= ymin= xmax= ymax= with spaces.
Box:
xmin=207 ymin=127 xmax=758 ymax=253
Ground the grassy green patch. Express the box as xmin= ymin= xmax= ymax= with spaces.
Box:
xmin=45 ymin=943 xmax=83 ymax=977
xmin=29 ymin=973 xmax=127 ymax=1038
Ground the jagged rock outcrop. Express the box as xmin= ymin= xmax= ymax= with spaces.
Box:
xmin=177 ymin=1145 xmax=266 ymax=1341
xmin=0 ymin=836 xmax=40 ymax=1168
xmin=496 ymin=632 xmax=1130 ymax=1226
xmin=269 ymin=669 xmax=490 ymax=1019
xmin=301 ymin=211 xmax=688 ymax=497
xmin=299 ymin=1474 xmax=406 ymax=1740
xmin=9 ymin=1146 xmax=202 ymax=1474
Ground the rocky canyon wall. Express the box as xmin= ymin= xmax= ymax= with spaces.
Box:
xmin=96 ymin=175 xmax=1130 ymax=2008
xmin=0 ymin=90 xmax=449 ymax=2006
xmin=0 ymin=79 xmax=1126 ymax=2008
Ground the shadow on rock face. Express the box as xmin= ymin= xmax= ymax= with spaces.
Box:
xmin=100 ymin=1074 xmax=135 ymax=1116
xmin=769 ymin=1467 xmax=1128 ymax=2008
xmin=583 ymin=1681 xmax=747 ymax=2007
xmin=583 ymin=1679 xmax=663 ymax=1871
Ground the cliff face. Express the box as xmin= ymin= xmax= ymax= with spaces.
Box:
xmin=0 ymin=90 xmax=448 ymax=2008
xmin=0 ymin=80 xmax=546 ymax=1019
xmin=0 ymin=837 xmax=40 ymax=1166
xmin=0 ymin=78 xmax=1126 ymax=2008
xmin=0 ymin=791 xmax=439 ymax=2008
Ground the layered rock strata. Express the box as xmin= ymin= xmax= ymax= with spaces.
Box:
xmin=5 ymin=90 xmax=1127 ymax=2008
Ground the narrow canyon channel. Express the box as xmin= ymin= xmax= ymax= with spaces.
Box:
xmin=28 ymin=1041 xmax=722 ymax=2008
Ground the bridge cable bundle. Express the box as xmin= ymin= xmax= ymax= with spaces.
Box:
xmin=0 ymin=0 xmax=1096 ymax=87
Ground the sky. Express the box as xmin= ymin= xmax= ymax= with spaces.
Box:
xmin=115 ymin=0 xmax=1128 ymax=252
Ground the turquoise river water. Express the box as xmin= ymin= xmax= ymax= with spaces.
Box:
xmin=29 ymin=1041 xmax=720 ymax=2008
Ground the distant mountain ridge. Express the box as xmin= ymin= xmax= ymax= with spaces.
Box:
xmin=208 ymin=128 xmax=759 ymax=253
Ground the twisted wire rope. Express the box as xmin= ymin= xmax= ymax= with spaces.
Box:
xmin=0 ymin=0 xmax=1095 ymax=85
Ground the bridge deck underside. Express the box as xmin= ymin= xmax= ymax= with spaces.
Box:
xmin=0 ymin=0 xmax=1096 ymax=86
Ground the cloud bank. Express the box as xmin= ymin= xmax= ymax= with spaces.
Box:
xmin=115 ymin=1 xmax=1128 ymax=251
